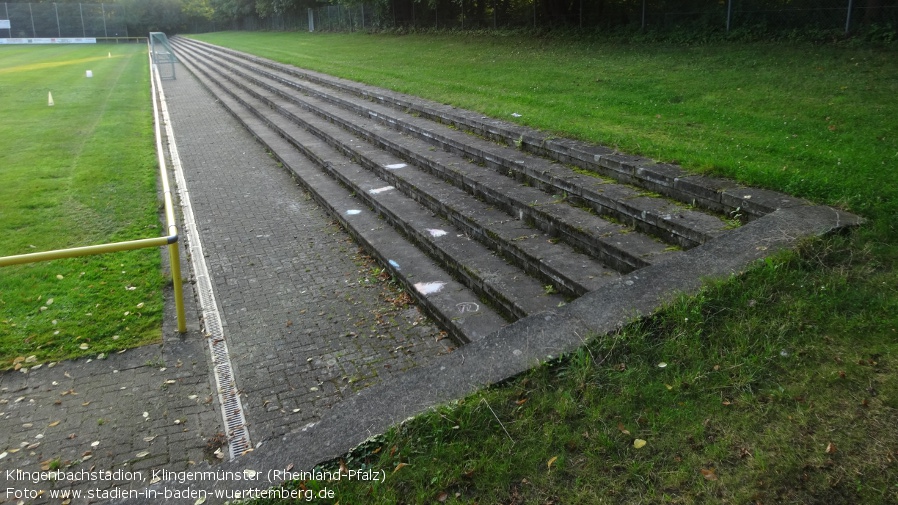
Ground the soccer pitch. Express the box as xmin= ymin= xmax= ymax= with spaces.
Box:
xmin=0 ymin=44 xmax=165 ymax=367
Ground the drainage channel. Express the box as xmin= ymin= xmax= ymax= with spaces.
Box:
xmin=152 ymin=59 xmax=251 ymax=460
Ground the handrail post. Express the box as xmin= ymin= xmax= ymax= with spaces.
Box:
xmin=149 ymin=41 xmax=187 ymax=333
xmin=169 ymin=242 xmax=187 ymax=332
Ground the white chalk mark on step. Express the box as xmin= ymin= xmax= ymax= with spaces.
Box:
xmin=456 ymin=302 xmax=480 ymax=313
xmin=369 ymin=186 xmax=395 ymax=194
xmin=385 ymin=163 xmax=407 ymax=170
xmin=427 ymin=229 xmax=448 ymax=238
xmin=414 ymin=281 xmax=446 ymax=295
xmin=346 ymin=209 xmax=362 ymax=215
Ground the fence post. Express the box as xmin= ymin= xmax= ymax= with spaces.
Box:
xmin=308 ymin=7 xmax=314 ymax=32
xmin=29 ymin=2 xmax=35 ymax=37
xmin=726 ymin=0 xmax=732 ymax=33
xmin=79 ymin=3 xmax=85 ymax=37
xmin=641 ymin=0 xmax=646 ymax=30
xmin=845 ymin=0 xmax=853 ymax=33
xmin=54 ymin=2 xmax=60 ymax=37
xmin=101 ymin=3 xmax=107 ymax=37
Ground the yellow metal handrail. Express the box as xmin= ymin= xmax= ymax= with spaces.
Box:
xmin=0 ymin=45 xmax=187 ymax=333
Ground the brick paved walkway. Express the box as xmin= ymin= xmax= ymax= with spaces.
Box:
xmin=0 ymin=60 xmax=449 ymax=503
xmin=160 ymin=62 xmax=451 ymax=442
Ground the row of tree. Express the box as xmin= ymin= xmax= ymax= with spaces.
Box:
xmin=14 ymin=0 xmax=896 ymax=35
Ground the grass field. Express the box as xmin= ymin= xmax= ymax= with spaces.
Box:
xmin=0 ymin=44 xmax=164 ymax=367
xmin=189 ymin=32 xmax=898 ymax=503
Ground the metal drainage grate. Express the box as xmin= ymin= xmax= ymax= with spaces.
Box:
xmin=153 ymin=63 xmax=251 ymax=460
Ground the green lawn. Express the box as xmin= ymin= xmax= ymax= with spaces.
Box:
xmin=0 ymin=44 xmax=164 ymax=367
xmin=189 ymin=32 xmax=897 ymax=504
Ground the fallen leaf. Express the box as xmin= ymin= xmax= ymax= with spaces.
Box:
xmin=826 ymin=442 xmax=837 ymax=454
xmin=79 ymin=343 xmax=89 ymax=350
xmin=657 ymin=362 xmax=667 ymax=368
xmin=392 ymin=462 xmax=407 ymax=474
xmin=136 ymin=451 xmax=150 ymax=458
xmin=91 ymin=441 xmax=100 ymax=447
xmin=617 ymin=422 xmax=631 ymax=435
xmin=701 ymin=468 xmax=718 ymax=480
xmin=437 ymin=492 xmax=448 ymax=502
xmin=57 ymin=274 xmax=64 ymax=280
xmin=633 ymin=439 xmax=647 ymax=449
xmin=48 ymin=420 xmax=61 ymax=427
xmin=547 ymin=456 xmax=558 ymax=469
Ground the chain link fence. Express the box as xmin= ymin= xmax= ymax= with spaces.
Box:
xmin=210 ymin=0 xmax=897 ymax=38
xmin=1 ymin=2 xmax=129 ymax=39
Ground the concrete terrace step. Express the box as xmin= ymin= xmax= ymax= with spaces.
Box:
xmin=168 ymin=36 xmax=834 ymax=348
xmin=173 ymin=42 xmax=579 ymax=341
xmin=173 ymin=39 xmax=679 ymax=277
xmin=178 ymin=37 xmax=807 ymax=221
xmin=171 ymin=41 xmax=641 ymax=291
xmin=177 ymin=38 xmax=732 ymax=248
